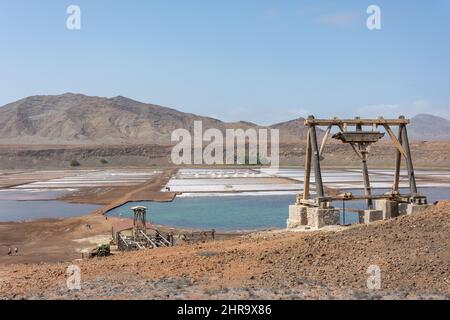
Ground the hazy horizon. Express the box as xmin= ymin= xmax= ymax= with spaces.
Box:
xmin=1 ymin=1 xmax=449 ymax=125
xmin=1 ymin=91 xmax=449 ymax=125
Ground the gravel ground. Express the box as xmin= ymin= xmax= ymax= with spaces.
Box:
xmin=1 ymin=201 xmax=449 ymax=300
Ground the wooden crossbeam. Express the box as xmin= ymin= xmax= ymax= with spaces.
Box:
xmin=305 ymin=118 xmax=409 ymax=126
xmin=383 ymin=124 xmax=407 ymax=158
xmin=319 ymin=125 xmax=332 ymax=157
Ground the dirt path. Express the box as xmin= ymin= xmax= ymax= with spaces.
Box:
xmin=90 ymin=169 xmax=178 ymax=216
xmin=59 ymin=168 xmax=178 ymax=206
xmin=0 ymin=201 xmax=448 ymax=299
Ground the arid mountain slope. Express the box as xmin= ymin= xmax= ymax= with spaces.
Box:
xmin=270 ymin=118 xmax=311 ymax=142
xmin=408 ymin=114 xmax=450 ymax=141
xmin=0 ymin=94 xmax=448 ymax=145
xmin=0 ymin=94 xmax=254 ymax=145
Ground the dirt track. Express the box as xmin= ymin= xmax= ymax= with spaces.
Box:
xmin=1 ymin=201 xmax=448 ymax=300
xmin=58 ymin=169 xmax=176 ymax=206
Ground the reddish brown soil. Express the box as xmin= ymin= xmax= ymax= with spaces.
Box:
xmin=1 ymin=201 xmax=448 ymax=300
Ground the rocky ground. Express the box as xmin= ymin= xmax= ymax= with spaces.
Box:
xmin=2 ymin=141 xmax=450 ymax=169
xmin=0 ymin=200 xmax=448 ymax=300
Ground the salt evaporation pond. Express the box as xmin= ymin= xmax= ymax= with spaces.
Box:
xmin=0 ymin=201 xmax=101 ymax=222
xmin=107 ymin=188 xmax=450 ymax=231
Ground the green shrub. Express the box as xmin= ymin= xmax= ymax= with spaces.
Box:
xmin=70 ymin=159 xmax=80 ymax=167
xmin=100 ymin=158 xmax=108 ymax=164
xmin=244 ymin=154 xmax=263 ymax=165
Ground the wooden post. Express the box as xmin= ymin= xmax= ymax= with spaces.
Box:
xmin=361 ymin=152 xmax=373 ymax=209
xmin=303 ymin=128 xmax=312 ymax=200
xmin=309 ymin=123 xmax=324 ymax=198
xmin=401 ymin=124 xmax=418 ymax=194
xmin=393 ymin=124 xmax=403 ymax=192
xmin=356 ymin=121 xmax=373 ymax=209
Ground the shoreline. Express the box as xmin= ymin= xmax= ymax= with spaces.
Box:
xmin=1 ymin=201 xmax=448 ymax=299
xmin=1 ymin=167 xmax=450 ymax=266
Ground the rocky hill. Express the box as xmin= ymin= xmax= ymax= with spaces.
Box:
xmin=408 ymin=114 xmax=450 ymax=141
xmin=0 ymin=94 xmax=448 ymax=145
xmin=0 ymin=94 xmax=254 ymax=145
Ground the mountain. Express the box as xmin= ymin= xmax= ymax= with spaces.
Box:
xmin=4 ymin=93 xmax=446 ymax=145
xmin=408 ymin=114 xmax=450 ymax=141
xmin=270 ymin=118 xmax=316 ymax=142
xmin=0 ymin=93 xmax=313 ymax=145
xmin=0 ymin=93 xmax=257 ymax=145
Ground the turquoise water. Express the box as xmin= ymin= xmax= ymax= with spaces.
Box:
xmin=0 ymin=201 xmax=101 ymax=222
xmin=107 ymin=188 xmax=450 ymax=231
xmin=108 ymin=195 xmax=296 ymax=231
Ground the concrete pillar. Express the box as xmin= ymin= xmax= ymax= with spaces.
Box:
xmin=407 ymin=204 xmax=432 ymax=215
xmin=306 ymin=207 xmax=340 ymax=228
xmin=287 ymin=205 xmax=308 ymax=228
xmin=375 ymin=199 xmax=399 ymax=220
xmin=398 ymin=203 xmax=409 ymax=216
xmin=358 ymin=210 xmax=383 ymax=224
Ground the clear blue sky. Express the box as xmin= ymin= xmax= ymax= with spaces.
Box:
xmin=0 ymin=0 xmax=449 ymax=124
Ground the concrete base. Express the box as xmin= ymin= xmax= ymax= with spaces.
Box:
xmin=358 ymin=210 xmax=383 ymax=224
xmin=407 ymin=204 xmax=432 ymax=215
xmin=287 ymin=205 xmax=308 ymax=228
xmin=398 ymin=203 xmax=409 ymax=216
xmin=306 ymin=207 xmax=340 ymax=229
xmin=375 ymin=199 xmax=399 ymax=220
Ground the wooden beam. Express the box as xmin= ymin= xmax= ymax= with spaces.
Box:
xmin=356 ymin=121 xmax=373 ymax=209
xmin=393 ymin=124 xmax=403 ymax=192
xmin=303 ymin=128 xmax=312 ymax=200
xmin=401 ymin=125 xmax=418 ymax=194
xmin=361 ymin=152 xmax=373 ymax=209
xmin=305 ymin=118 xmax=410 ymax=126
xmin=310 ymin=125 xmax=324 ymax=197
xmin=383 ymin=124 xmax=407 ymax=158
xmin=318 ymin=124 xmax=332 ymax=158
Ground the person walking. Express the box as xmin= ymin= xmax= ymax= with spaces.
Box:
xmin=7 ymin=248 xmax=12 ymax=256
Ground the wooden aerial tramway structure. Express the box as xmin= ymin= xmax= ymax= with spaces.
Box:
xmin=114 ymin=206 xmax=217 ymax=251
xmin=116 ymin=206 xmax=174 ymax=251
xmin=300 ymin=115 xmax=428 ymax=209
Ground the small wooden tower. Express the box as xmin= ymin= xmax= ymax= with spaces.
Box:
xmin=131 ymin=206 xmax=147 ymax=241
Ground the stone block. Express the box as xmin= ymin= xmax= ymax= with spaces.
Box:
xmin=375 ymin=199 xmax=399 ymax=220
xmin=287 ymin=205 xmax=308 ymax=228
xmin=358 ymin=210 xmax=383 ymax=224
xmin=398 ymin=203 xmax=409 ymax=216
xmin=306 ymin=207 xmax=340 ymax=228
xmin=407 ymin=204 xmax=432 ymax=215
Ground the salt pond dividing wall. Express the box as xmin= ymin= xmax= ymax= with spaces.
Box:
xmin=163 ymin=168 xmax=450 ymax=197
xmin=13 ymin=170 xmax=161 ymax=189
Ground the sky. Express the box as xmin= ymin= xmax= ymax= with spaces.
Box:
xmin=0 ymin=0 xmax=449 ymax=125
